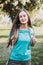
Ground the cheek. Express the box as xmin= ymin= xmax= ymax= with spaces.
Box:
xmin=25 ymin=17 xmax=28 ymax=22
xmin=19 ymin=18 xmax=22 ymax=22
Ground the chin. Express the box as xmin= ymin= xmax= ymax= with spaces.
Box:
xmin=21 ymin=23 xmax=26 ymax=25
xmin=21 ymin=22 xmax=27 ymax=24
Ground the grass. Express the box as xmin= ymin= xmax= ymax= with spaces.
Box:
xmin=0 ymin=43 xmax=9 ymax=65
xmin=31 ymin=40 xmax=43 ymax=65
xmin=0 ymin=25 xmax=43 ymax=65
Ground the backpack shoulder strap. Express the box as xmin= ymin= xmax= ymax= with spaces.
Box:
xmin=28 ymin=27 xmax=35 ymax=38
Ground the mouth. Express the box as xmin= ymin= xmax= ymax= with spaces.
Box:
xmin=21 ymin=20 xmax=25 ymax=22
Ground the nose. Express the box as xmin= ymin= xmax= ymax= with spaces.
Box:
xmin=22 ymin=15 xmax=25 ymax=19
xmin=21 ymin=17 xmax=25 ymax=22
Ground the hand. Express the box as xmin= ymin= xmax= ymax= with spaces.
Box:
xmin=7 ymin=38 xmax=12 ymax=48
xmin=31 ymin=38 xmax=36 ymax=46
xmin=9 ymin=45 xmax=13 ymax=51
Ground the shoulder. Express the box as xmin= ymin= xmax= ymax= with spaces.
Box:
xmin=29 ymin=27 xmax=34 ymax=34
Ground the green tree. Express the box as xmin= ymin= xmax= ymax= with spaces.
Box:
xmin=0 ymin=0 xmax=42 ymax=22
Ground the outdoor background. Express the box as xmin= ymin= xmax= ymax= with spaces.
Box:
xmin=0 ymin=0 xmax=43 ymax=65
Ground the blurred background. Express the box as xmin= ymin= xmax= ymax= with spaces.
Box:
xmin=0 ymin=0 xmax=43 ymax=65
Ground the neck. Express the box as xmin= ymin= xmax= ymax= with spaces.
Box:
xmin=20 ymin=23 xmax=28 ymax=29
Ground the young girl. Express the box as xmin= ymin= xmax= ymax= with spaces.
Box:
xmin=7 ymin=9 xmax=36 ymax=65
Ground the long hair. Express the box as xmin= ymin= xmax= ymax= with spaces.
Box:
xmin=7 ymin=9 xmax=32 ymax=47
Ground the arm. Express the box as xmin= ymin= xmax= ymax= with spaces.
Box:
xmin=30 ymin=28 xmax=37 ymax=46
xmin=7 ymin=30 xmax=18 ymax=48
xmin=7 ymin=31 xmax=12 ymax=48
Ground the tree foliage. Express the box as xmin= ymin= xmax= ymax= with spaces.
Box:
xmin=0 ymin=0 xmax=42 ymax=22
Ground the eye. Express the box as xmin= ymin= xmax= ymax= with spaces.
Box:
xmin=19 ymin=15 xmax=22 ymax=18
xmin=23 ymin=14 xmax=26 ymax=17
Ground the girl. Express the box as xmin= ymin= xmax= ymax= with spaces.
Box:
xmin=7 ymin=9 xmax=36 ymax=65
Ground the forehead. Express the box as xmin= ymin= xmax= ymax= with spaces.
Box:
xmin=19 ymin=11 xmax=27 ymax=16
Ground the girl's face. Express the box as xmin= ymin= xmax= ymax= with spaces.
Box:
xmin=19 ymin=11 xmax=28 ymax=24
